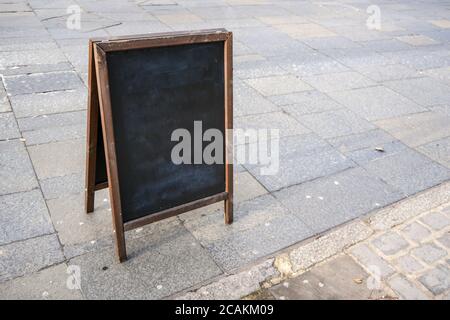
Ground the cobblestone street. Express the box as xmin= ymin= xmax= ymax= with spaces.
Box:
xmin=1 ymin=0 xmax=450 ymax=299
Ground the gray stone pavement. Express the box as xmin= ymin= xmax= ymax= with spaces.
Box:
xmin=1 ymin=0 xmax=450 ymax=299
xmin=243 ymin=184 xmax=450 ymax=300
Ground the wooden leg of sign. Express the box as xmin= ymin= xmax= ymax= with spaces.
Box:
xmin=94 ymin=45 xmax=128 ymax=262
xmin=85 ymin=40 xmax=99 ymax=214
xmin=224 ymin=195 xmax=233 ymax=224
xmin=224 ymin=32 xmax=233 ymax=225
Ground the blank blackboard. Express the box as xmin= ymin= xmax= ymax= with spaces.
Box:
xmin=86 ymin=30 xmax=233 ymax=261
xmin=106 ymin=42 xmax=225 ymax=222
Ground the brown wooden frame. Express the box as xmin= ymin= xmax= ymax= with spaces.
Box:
xmin=85 ymin=29 xmax=233 ymax=262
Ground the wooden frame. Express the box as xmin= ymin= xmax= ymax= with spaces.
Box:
xmin=85 ymin=29 xmax=233 ymax=262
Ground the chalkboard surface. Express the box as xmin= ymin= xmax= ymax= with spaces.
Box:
xmin=105 ymin=41 xmax=225 ymax=222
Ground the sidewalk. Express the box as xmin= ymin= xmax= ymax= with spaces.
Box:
xmin=178 ymin=182 xmax=450 ymax=300
xmin=1 ymin=0 xmax=450 ymax=300
xmin=253 ymin=203 xmax=450 ymax=300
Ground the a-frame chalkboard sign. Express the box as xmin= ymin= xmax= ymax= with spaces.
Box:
xmin=85 ymin=29 xmax=233 ymax=262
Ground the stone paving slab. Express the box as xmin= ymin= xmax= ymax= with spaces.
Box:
xmin=18 ymin=111 xmax=86 ymax=146
xmin=271 ymin=52 xmax=349 ymax=77
xmin=371 ymin=231 xmax=409 ymax=256
xmin=234 ymin=80 xmax=279 ymax=117
xmin=0 ymin=49 xmax=68 ymax=69
xmin=327 ymin=129 xmax=398 ymax=155
xmin=274 ymin=167 xmax=404 ymax=233
xmin=279 ymin=91 xmax=343 ymax=115
xmin=342 ymin=140 xmax=409 ymax=166
xmin=0 ymin=37 xmax=58 ymax=52
xmin=0 ymin=62 xmax=73 ymax=77
xmin=302 ymin=71 xmax=376 ymax=93
xmin=327 ymin=86 xmax=425 ymax=121
xmin=0 ymin=140 xmax=38 ymax=195
xmin=0 ymin=112 xmax=20 ymax=140
xmin=245 ymin=134 xmax=354 ymax=191
xmin=234 ymin=58 xmax=289 ymax=79
xmin=184 ymin=194 xmax=313 ymax=271
xmin=0 ymin=234 xmax=64 ymax=283
xmin=40 ymin=172 xmax=84 ymax=201
xmin=47 ymin=190 xmax=112 ymax=247
xmin=176 ymin=259 xmax=278 ymax=300
xmin=361 ymin=148 xmax=450 ymax=196
xmin=235 ymin=111 xmax=310 ymax=141
xmin=9 ymin=90 xmax=87 ymax=118
xmin=295 ymin=109 xmax=376 ymax=139
xmin=359 ymin=39 xmax=413 ymax=53
xmin=384 ymin=77 xmax=450 ymax=107
xmin=28 ymin=139 xmax=85 ymax=180
xmin=269 ymin=89 xmax=332 ymax=106
xmin=423 ymin=66 xmax=450 ymax=86
xmin=417 ymin=137 xmax=450 ymax=169
xmin=0 ymin=263 xmax=83 ymax=300
xmin=3 ymin=71 xmax=85 ymax=96
xmin=69 ymin=220 xmax=223 ymax=299
xmin=245 ymin=74 xmax=312 ymax=96
xmin=388 ymin=274 xmax=429 ymax=300
xmin=375 ymin=111 xmax=450 ymax=148
xmin=0 ymin=189 xmax=54 ymax=245
xmin=383 ymin=49 xmax=450 ymax=71
xmin=322 ymin=47 xmax=394 ymax=68
xmin=356 ymin=64 xmax=419 ymax=82
xmin=0 ymin=26 xmax=50 ymax=39
xmin=269 ymin=255 xmax=388 ymax=300
xmin=0 ymin=82 xmax=10 ymax=113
